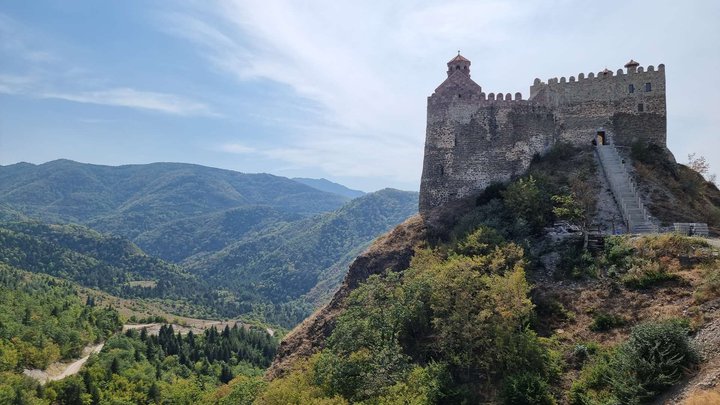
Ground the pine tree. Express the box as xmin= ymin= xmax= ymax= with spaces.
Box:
xmin=220 ymin=363 xmax=234 ymax=384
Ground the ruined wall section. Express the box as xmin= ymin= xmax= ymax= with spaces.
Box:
xmin=420 ymin=73 xmax=556 ymax=211
xmin=529 ymin=64 xmax=666 ymax=148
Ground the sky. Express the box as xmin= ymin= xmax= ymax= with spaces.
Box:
xmin=1 ymin=0 xmax=718 ymax=192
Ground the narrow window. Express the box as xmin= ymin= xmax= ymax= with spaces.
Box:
xmin=628 ymin=84 xmax=634 ymax=93
xmin=638 ymin=103 xmax=644 ymax=112
xmin=456 ymin=65 xmax=460 ymax=70
xmin=645 ymin=82 xmax=651 ymax=92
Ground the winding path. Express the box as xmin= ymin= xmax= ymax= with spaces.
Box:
xmin=23 ymin=343 xmax=104 ymax=385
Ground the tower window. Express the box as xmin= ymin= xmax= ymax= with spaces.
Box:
xmin=628 ymin=84 xmax=634 ymax=93
xmin=645 ymin=82 xmax=652 ymax=92
xmin=638 ymin=103 xmax=644 ymax=112
xmin=456 ymin=65 xmax=460 ymax=70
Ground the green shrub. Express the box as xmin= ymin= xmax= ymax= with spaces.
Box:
xmin=589 ymin=312 xmax=627 ymax=332
xmin=694 ymin=262 xmax=720 ymax=303
xmin=502 ymin=372 xmax=555 ymax=405
xmin=556 ymin=240 xmax=596 ymax=279
xmin=620 ymin=259 xmax=679 ymax=289
xmin=571 ymin=319 xmax=699 ymax=404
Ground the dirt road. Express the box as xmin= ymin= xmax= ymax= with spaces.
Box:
xmin=23 ymin=343 xmax=104 ymax=385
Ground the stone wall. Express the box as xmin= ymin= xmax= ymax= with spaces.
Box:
xmin=420 ymin=101 xmax=556 ymax=212
xmin=419 ymin=57 xmax=669 ymax=214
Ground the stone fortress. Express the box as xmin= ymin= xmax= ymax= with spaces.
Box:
xmin=419 ymin=53 xmax=668 ymax=214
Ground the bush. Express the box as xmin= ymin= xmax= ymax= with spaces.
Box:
xmin=694 ymin=261 xmax=720 ymax=304
xmin=572 ymin=319 xmax=699 ymax=404
xmin=502 ymin=372 xmax=555 ymax=405
xmin=589 ymin=312 xmax=627 ymax=332
xmin=621 ymin=259 xmax=680 ymax=289
xmin=556 ymin=239 xmax=596 ymax=279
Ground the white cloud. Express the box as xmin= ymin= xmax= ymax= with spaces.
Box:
xmin=217 ymin=142 xmax=256 ymax=154
xmin=40 ymin=88 xmax=217 ymax=116
xmin=0 ymin=13 xmax=217 ymax=117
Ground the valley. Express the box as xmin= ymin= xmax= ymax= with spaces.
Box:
xmin=0 ymin=161 xmax=418 ymax=328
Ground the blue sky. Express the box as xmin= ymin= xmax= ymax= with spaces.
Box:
xmin=1 ymin=0 xmax=719 ymax=191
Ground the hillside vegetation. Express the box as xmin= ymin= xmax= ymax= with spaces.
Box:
xmin=630 ymin=143 xmax=720 ymax=232
xmin=0 ymin=188 xmax=418 ymax=328
xmin=0 ymin=265 xmax=279 ymax=404
xmin=0 ymin=221 xmax=213 ymax=308
xmin=185 ymin=189 xmax=419 ymax=313
xmin=261 ymin=143 xmax=720 ymax=404
xmin=0 ymin=160 xmax=350 ymax=261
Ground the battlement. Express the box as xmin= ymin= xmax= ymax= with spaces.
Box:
xmin=536 ymin=63 xmax=664 ymax=86
xmin=529 ymin=62 xmax=666 ymax=104
xmin=428 ymin=90 xmax=525 ymax=104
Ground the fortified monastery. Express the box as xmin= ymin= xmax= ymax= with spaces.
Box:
xmin=419 ymin=53 xmax=668 ymax=228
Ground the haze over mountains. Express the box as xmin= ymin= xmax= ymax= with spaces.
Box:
xmin=0 ymin=159 xmax=418 ymax=327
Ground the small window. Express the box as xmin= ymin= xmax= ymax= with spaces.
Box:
xmin=638 ymin=103 xmax=644 ymax=112
xmin=628 ymin=84 xmax=634 ymax=93
xmin=645 ymin=82 xmax=651 ymax=92
xmin=457 ymin=94 xmax=462 ymax=99
xmin=456 ymin=65 xmax=460 ymax=70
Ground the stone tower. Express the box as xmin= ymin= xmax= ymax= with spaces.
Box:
xmin=419 ymin=55 xmax=667 ymax=214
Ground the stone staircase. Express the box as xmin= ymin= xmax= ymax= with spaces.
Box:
xmin=596 ymin=144 xmax=658 ymax=234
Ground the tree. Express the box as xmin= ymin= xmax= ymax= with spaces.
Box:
xmin=552 ymin=176 xmax=596 ymax=250
xmin=687 ymin=153 xmax=710 ymax=175
xmin=220 ymin=364 xmax=234 ymax=384
xmin=501 ymin=176 xmax=552 ymax=234
xmin=688 ymin=153 xmax=717 ymax=185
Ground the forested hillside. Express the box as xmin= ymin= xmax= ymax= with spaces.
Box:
xmin=0 ymin=188 xmax=418 ymax=327
xmin=0 ymin=264 xmax=278 ymax=404
xmin=0 ymin=160 xmax=349 ymax=261
xmin=0 ymin=221 xmax=207 ymax=303
xmin=185 ymin=189 xmax=419 ymax=325
xmin=0 ymin=160 xmax=419 ymax=327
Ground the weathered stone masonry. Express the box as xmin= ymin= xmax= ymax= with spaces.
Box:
xmin=419 ymin=55 xmax=667 ymax=213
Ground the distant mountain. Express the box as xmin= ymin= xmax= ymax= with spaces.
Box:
xmin=292 ymin=177 xmax=365 ymax=199
xmin=0 ymin=160 xmax=349 ymax=261
xmin=184 ymin=189 xmax=418 ymax=319
xmin=184 ymin=189 xmax=418 ymax=322
xmin=0 ymin=160 xmax=419 ymax=327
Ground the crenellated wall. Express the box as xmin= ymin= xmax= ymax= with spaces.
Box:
xmin=419 ymin=56 xmax=669 ymax=213
xmin=529 ymin=63 xmax=666 ymax=147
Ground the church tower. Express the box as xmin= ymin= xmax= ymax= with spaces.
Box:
xmin=446 ymin=53 xmax=471 ymax=77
